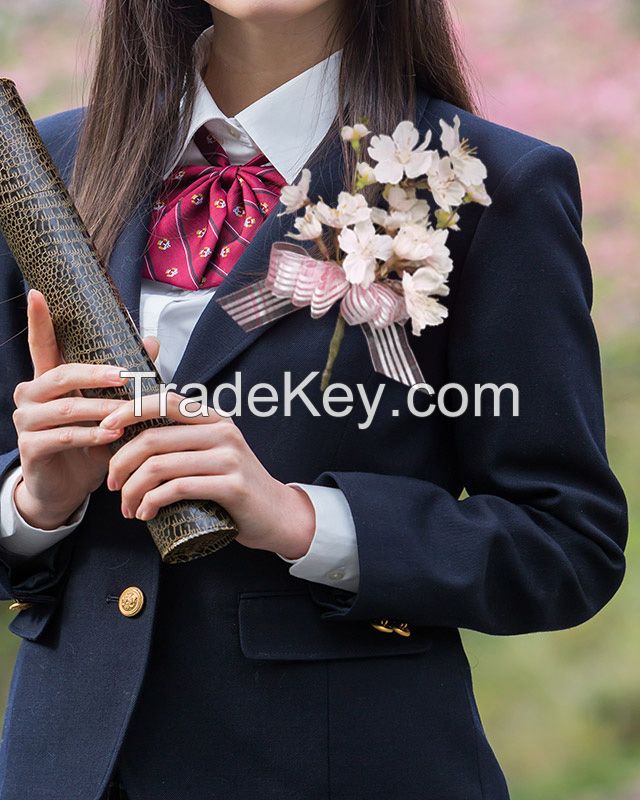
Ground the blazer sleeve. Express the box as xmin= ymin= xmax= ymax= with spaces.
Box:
xmin=0 ymin=242 xmax=77 ymax=605
xmin=307 ymin=144 xmax=628 ymax=636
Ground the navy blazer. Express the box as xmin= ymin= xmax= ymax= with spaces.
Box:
xmin=0 ymin=89 xmax=628 ymax=800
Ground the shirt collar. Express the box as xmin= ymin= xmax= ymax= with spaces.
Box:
xmin=168 ymin=25 xmax=341 ymax=184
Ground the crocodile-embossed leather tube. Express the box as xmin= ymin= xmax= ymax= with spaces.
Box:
xmin=0 ymin=78 xmax=237 ymax=563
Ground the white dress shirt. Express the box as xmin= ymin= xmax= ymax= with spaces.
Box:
xmin=0 ymin=26 xmax=360 ymax=593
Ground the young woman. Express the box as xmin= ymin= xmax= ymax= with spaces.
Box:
xmin=0 ymin=1 xmax=628 ymax=799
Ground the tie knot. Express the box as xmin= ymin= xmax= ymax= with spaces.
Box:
xmin=218 ymin=164 xmax=239 ymax=190
xmin=193 ymin=125 xmax=231 ymax=168
xmin=145 ymin=128 xmax=287 ymax=291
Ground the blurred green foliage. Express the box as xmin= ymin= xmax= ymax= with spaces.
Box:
xmin=0 ymin=2 xmax=638 ymax=798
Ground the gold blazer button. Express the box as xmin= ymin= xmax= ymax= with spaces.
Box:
xmin=370 ymin=619 xmax=395 ymax=634
xmin=118 ymin=587 xmax=145 ymax=618
xmin=393 ymin=622 xmax=411 ymax=637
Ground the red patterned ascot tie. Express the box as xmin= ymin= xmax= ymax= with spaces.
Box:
xmin=143 ymin=126 xmax=287 ymax=290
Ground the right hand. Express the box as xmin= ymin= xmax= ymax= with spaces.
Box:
xmin=12 ymin=289 xmax=160 ymax=530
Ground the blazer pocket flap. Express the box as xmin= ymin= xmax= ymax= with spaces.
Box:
xmin=239 ymin=591 xmax=432 ymax=661
xmin=8 ymin=602 xmax=56 ymax=642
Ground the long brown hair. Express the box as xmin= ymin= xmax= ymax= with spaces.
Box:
xmin=71 ymin=0 xmax=477 ymax=264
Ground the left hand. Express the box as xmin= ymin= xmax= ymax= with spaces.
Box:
xmin=100 ymin=392 xmax=315 ymax=559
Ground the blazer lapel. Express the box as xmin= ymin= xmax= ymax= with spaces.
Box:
xmin=106 ymin=196 xmax=154 ymax=330
xmin=171 ymin=134 xmax=344 ymax=388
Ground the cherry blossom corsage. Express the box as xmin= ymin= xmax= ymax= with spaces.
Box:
xmin=217 ymin=117 xmax=490 ymax=389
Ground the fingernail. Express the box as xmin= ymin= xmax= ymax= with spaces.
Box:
xmin=100 ymin=416 xmax=121 ymax=430
xmin=136 ymin=507 xmax=149 ymax=521
xmin=122 ymin=506 xmax=131 ymax=519
xmin=106 ymin=476 xmax=115 ymax=491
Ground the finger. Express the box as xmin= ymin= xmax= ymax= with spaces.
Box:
xmin=107 ymin=423 xmax=232 ymax=490
xmin=100 ymin=391 xmax=225 ymax=431
xmin=119 ymin=450 xmax=236 ymax=518
xmin=13 ymin=397 xmax=127 ymax=433
xmin=19 ymin=425 xmax=123 ymax=460
xmin=15 ymin=363 xmax=129 ymax=404
xmin=142 ymin=335 xmax=160 ymax=363
xmin=135 ymin=475 xmax=238 ymax=521
xmin=27 ymin=290 xmax=62 ymax=378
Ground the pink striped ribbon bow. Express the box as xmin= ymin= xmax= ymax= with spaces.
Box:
xmin=217 ymin=242 xmax=426 ymax=388
xmin=144 ymin=126 xmax=287 ymax=290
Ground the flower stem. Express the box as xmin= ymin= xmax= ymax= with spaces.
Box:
xmin=314 ymin=235 xmax=331 ymax=261
xmin=321 ymin=314 xmax=346 ymax=391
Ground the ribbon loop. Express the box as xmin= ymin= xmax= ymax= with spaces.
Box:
xmin=217 ymin=241 xmax=426 ymax=388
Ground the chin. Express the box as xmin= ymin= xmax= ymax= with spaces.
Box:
xmin=203 ymin=0 xmax=337 ymax=22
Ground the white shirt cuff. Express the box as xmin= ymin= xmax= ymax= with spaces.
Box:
xmin=276 ymin=483 xmax=359 ymax=593
xmin=0 ymin=466 xmax=89 ymax=559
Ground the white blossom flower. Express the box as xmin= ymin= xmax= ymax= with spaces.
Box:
xmin=280 ymin=169 xmax=311 ymax=214
xmin=314 ymin=191 xmax=371 ymax=228
xmin=465 ymin=183 xmax=492 ymax=206
xmin=394 ymin=225 xmax=453 ymax=275
xmin=355 ymin=161 xmax=377 ymax=187
xmin=341 ymin=123 xmax=371 ymax=143
xmin=393 ymin=224 xmax=433 ymax=262
xmin=387 ymin=186 xmax=430 ymax=221
xmin=369 ymin=207 xmax=392 ymax=228
xmin=287 ymin=209 xmax=323 ymax=241
xmin=371 ymin=204 xmax=428 ymax=233
xmin=385 ymin=186 xmax=420 ymax=212
xmin=339 ymin=221 xmax=393 ymax=287
xmin=368 ymin=121 xmax=434 ymax=184
xmin=371 ymin=187 xmax=430 ymax=232
xmin=440 ymin=116 xmax=488 ymax=188
xmin=402 ymin=268 xmax=449 ymax=335
xmin=420 ymin=227 xmax=453 ymax=274
xmin=426 ymin=155 xmax=466 ymax=211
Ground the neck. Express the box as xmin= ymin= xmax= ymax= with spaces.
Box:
xmin=203 ymin=4 xmax=343 ymax=117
